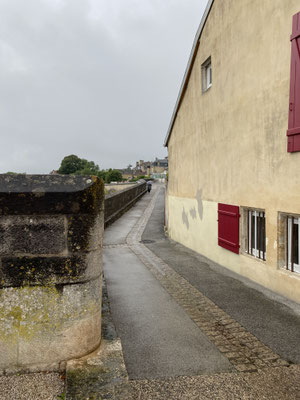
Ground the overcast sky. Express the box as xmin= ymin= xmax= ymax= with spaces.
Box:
xmin=0 ymin=0 xmax=207 ymax=173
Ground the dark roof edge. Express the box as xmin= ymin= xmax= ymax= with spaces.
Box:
xmin=163 ymin=0 xmax=214 ymax=147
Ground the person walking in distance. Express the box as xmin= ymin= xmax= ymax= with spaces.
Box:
xmin=147 ymin=180 xmax=152 ymax=193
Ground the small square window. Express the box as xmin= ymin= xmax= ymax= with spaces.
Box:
xmin=202 ymin=57 xmax=212 ymax=92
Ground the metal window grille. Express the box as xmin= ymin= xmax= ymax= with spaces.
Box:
xmin=247 ymin=210 xmax=266 ymax=260
xmin=287 ymin=217 xmax=300 ymax=274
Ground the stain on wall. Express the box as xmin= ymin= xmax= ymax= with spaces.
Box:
xmin=196 ymin=189 xmax=204 ymax=220
xmin=189 ymin=207 xmax=197 ymax=220
xmin=182 ymin=207 xmax=190 ymax=230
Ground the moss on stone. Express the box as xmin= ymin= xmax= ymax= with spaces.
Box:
xmin=0 ymin=175 xmax=104 ymax=368
xmin=1 ymin=256 xmax=86 ymax=288
xmin=67 ymin=366 xmax=109 ymax=400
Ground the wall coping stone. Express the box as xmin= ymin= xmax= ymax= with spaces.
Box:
xmin=0 ymin=174 xmax=104 ymax=215
xmin=104 ymin=181 xmax=145 ymax=200
xmin=0 ymin=174 xmax=96 ymax=193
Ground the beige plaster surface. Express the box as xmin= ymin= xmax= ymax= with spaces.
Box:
xmin=168 ymin=0 xmax=300 ymax=204
xmin=167 ymin=194 xmax=300 ymax=303
xmin=167 ymin=0 xmax=300 ymax=302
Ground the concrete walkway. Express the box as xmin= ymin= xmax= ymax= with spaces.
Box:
xmin=104 ymin=188 xmax=232 ymax=379
xmin=103 ymin=184 xmax=300 ymax=399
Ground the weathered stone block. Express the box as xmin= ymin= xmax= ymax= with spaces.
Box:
xmin=0 ymin=256 xmax=83 ymax=287
xmin=0 ymin=215 xmax=66 ymax=255
xmin=0 ymin=251 xmax=102 ymax=288
xmin=67 ymin=213 xmax=103 ymax=252
xmin=0 ymin=174 xmax=104 ymax=372
xmin=18 ymin=312 xmax=101 ymax=367
xmin=0 ymin=336 xmax=18 ymax=370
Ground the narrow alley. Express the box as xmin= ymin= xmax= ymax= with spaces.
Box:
xmin=101 ymin=184 xmax=300 ymax=399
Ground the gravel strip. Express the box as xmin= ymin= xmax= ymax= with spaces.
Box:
xmin=123 ymin=366 xmax=300 ymax=400
xmin=0 ymin=372 xmax=65 ymax=400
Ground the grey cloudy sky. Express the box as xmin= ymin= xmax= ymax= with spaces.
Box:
xmin=0 ymin=0 xmax=207 ymax=173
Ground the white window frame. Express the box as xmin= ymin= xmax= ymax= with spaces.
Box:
xmin=202 ymin=57 xmax=212 ymax=92
xmin=287 ymin=216 xmax=300 ymax=274
xmin=206 ymin=63 xmax=212 ymax=89
xmin=247 ymin=210 xmax=266 ymax=260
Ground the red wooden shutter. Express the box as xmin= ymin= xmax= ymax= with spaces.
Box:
xmin=287 ymin=12 xmax=300 ymax=152
xmin=218 ymin=203 xmax=240 ymax=254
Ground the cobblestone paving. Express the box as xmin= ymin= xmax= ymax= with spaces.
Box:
xmin=103 ymin=244 xmax=129 ymax=249
xmin=124 ymin=188 xmax=290 ymax=374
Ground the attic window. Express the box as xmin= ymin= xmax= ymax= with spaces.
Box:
xmin=202 ymin=57 xmax=212 ymax=92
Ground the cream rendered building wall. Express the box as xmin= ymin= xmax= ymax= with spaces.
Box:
xmin=167 ymin=0 xmax=300 ymax=303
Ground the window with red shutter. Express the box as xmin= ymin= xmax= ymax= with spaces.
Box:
xmin=287 ymin=12 xmax=300 ymax=152
xmin=218 ymin=203 xmax=240 ymax=254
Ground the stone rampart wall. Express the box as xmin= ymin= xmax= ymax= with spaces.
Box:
xmin=104 ymin=181 xmax=146 ymax=227
xmin=0 ymin=175 xmax=104 ymax=373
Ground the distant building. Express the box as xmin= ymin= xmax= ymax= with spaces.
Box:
xmin=151 ymin=157 xmax=168 ymax=174
xmin=134 ymin=157 xmax=168 ymax=176
xmin=118 ymin=168 xmax=144 ymax=181
xmin=135 ymin=160 xmax=151 ymax=173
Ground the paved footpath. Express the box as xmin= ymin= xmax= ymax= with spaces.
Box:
xmin=4 ymin=184 xmax=300 ymax=399
xmin=102 ymin=184 xmax=300 ymax=399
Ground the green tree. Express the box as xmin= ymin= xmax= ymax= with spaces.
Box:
xmin=58 ymin=155 xmax=103 ymax=178
xmin=58 ymin=155 xmax=86 ymax=175
xmin=105 ymin=169 xmax=123 ymax=183
xmin=98 ymin=170 xmax=107 ymax=181
xmin=77 ymin=159 xmax=100 ymax=175
xmin=57 ymin=155 xmax=124 ymax=183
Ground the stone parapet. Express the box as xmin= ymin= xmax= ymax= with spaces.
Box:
xmin=0 ymin=174 xmax=104 ymax=373
xmin=104 ymin=181 xmax=146 ymax=227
